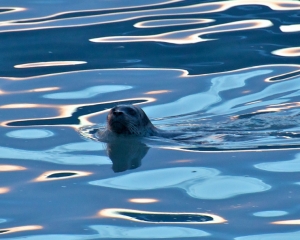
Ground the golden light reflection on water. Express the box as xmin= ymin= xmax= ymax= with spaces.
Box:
xmin=172 ymin=159 xmax=194 ymax=163
xmin=273 ymin=219 xmax=300 ymax=225
xmin=244 ymin=100 xmax=262 ymax=106
xmin=256 ymin=102 xmax=300 ymax=112
xmin=28 ymin=87 xmax=60 ymax=92
xmin=129 ymin=198 xmax=159 ymax=203
xmin=0 ymin=7 xmax=25 ymax=15
xmin=34 ymin=170 xmax=91 ymax=182
xmin=0 ymin=0 xmax=298 ymax=35
xmin=0 ymin=225 xmax=42 ymax=234
xmin=195 ymin=0 xmax=300 ymax=12
xmin=0 ymin=87 xmax=59 ymax=95
xmin=0 ymin=188 xmax=9 ymax=194
xmin=0 ymin=0 xmax=182 ymax=26
xmin=230 ymin=102 xmax=300 ymax=120
xmin=14 ymin=61 xmax=86 ymax=68
xmin=0 ymin=104 xmax=53 ymax=109
xmin=90 ymin=20 xmax=272 ymax=44
xmin=272 ymin=47 xmax=300 ymax=57
xmin=99 ymin=208 xmax=226 ymax=224
xmin=280 ymin=24 xmax=300 ymax=32
xmin=145 ymin=90 xmax=170 ymax=94
xmin=1 ymin=98 xmax=155 ymax=128
xmin=242 ymin=90 xmax=251 ymax=94
xmin=3 ymin=69 xmax=91 ymax=81
xmin=135 ymin=18 xmax=214 ymax=28
xmin=0 ymin=165 xmax=26 ymax=171
xmin=0 ymin=1 xmax=184 ymax=33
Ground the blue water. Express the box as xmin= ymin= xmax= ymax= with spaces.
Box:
xmin=1 ymin=0 xmax=300 ymax=239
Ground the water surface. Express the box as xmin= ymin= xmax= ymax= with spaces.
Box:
xmin=1 ymin=0 xmax=300 ymax=239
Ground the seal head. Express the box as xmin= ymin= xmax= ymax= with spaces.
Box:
xmin=107 ymin=105 xmax=157 ymax=137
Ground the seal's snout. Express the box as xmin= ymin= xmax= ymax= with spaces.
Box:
xmin=112 ymin=109 xmax=123 ymax=117
xmin=105 ymin=104 xmax=158 ymax=136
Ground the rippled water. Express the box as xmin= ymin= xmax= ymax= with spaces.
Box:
xmin=1 ymin=0 xmax=300 ymax=239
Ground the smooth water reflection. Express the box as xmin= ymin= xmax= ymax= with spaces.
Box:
xmin=90 ymin=167 xmax=271 ymax=199
xmin=0 ymin=225 xmax=210 ymax=239
xmin=6 ymin=129 xmax=54 ymax=139
xmin=253 ymin=211 xmax=288 ymax=217
xmin=187 ymin=176 xmax=270 ymax=200
xmin=90 ymin=167 xmax=219 ymax=190
xmin=0 ymin=142 xmax=110 ymax=165
xmin=43 ymin=85 xmax=132 ymax=99
xmin=235 ymin=230 xmax=300 ymax=240
xmin=255 ymin=153 xmax=300 ymax=172
xmin=89 ymin=225 xmax=210 ymax=238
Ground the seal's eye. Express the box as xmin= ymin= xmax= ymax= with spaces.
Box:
xmin=127 ymin=108 xmax=137 ymax=116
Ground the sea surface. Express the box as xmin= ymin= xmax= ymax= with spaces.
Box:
xmin=1 ymin=0 xmax=300 ymax=239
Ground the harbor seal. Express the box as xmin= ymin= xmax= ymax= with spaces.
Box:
xmin=98 ymin=104 xmax=182 ymax=139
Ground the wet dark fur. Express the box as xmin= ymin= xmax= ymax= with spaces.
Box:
xmin=99 ymin=104 xmax=182 ymax=138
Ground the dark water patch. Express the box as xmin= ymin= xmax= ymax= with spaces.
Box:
xmin=0 ymin=225 xmax=42 ymax=235
xmin=0 ymin=8 xmax=17 ymax=14
xmin=34 ymin=170 xmax=91 ymax=181
xmin=182 ymin=144 xmax=300 ymax=152
xmin=47 ymin=172 xmax=76 ymax=178
xmin=6 ymin=99 xmax=146 ymax=126
xmin=235 ymin=111 xmax=277 ymax=120
xmin=268 ymin=70 xmax=300 ymax=81
xmin=0 ymin=32 xmax=292 ymax=78
xmin=222 ymin=5 xmax=271 ymax=19
xmin=122 ymin=212 xmax=213 ymax=223
xmin=237 ymin=6 xmax=263 ymax=11
xmin=99 ymin=208 xmax=226 ymax=224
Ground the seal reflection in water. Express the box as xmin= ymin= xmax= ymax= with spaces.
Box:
xmin=106 ymin=138 xmax=149 ymax=172
xmin=97 ymin=105 xmax=181 ymax=172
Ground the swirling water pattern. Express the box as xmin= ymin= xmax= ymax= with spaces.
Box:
xmin=1 ymin=0 xmax=300 ymax=239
